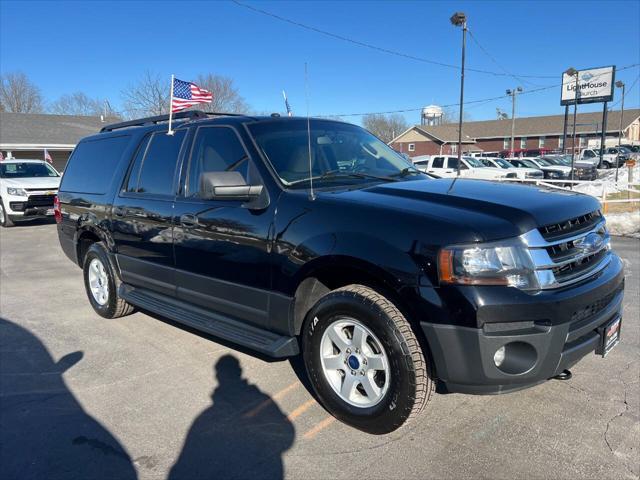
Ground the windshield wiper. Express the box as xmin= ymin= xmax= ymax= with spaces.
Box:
xmin=289 ymin=170 xmax=398 ymax=185
xmin=391 ymin=167 xmax=422 ymax=178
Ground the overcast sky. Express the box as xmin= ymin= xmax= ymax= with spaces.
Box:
xmin=1 ymin=0 xmax=639 ymax=124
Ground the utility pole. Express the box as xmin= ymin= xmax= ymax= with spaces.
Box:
xmin=599 ymin=102 xmax=608 ymax=165
xmin=562 ymin=105 xmax=569 ymax=154
xmin=450 ymin=12 xmax=467 ymax=177
xmin=615 ymin=80 xmax=625 ymax=182
xmin=506 ymin=87 xmax=523 ymax=157
xmin=566 ymin=67 xmax=579 ymax=189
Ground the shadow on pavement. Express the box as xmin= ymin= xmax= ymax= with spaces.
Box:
xmin=0 ymin=317 xmax=137 ymax=480
xmin=169 ymin=354 xmax=295 ymax=480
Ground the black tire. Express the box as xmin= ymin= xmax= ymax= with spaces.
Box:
xmin=302 ymin=284 xmax=434 ymax=434
xmin=82 ymin=242 xmax=135 ymax=319
xmin=0 ymin=199 xmax=15 ymax=227
xmin=601 ymin=162 xmax=611 ymax=169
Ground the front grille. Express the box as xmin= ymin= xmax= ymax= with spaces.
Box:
xmin=538 ymin=210 xmax=602 ymax=241
xmin=524 ymin=211 xmax=610 ymax=289
xmin=552 ymin=249 xmax=607 ymax=284
xmin=25 ymin=187 xmax=58 ymax=192
xmin=26 ymin=194 xmax=55 ymax=208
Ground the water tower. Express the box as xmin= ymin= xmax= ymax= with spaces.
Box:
xmin=421 ymin=105 xmax=444 ymax=126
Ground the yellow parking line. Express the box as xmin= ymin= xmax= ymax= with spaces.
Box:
xmin=286 ymin=398 xmax=317 ymax=421
xmin=303 ymin=416 xmax=336 ymax=439
xmin=242 ymin=381 xmax=300 ymax=418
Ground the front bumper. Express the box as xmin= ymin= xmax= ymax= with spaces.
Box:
xmin=421 ymin=253 xmax=624 ymax=394
xmin=6 ymin=194 xmax=56 ymax=219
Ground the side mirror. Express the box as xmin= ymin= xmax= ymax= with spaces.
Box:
xmin=199 ymin=171 xmax=263 ymax=201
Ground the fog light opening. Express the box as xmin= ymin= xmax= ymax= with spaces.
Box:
xmin=494 ymin=341 xmax=538 ymax=375
xmin=493 ymin=346 xmax=506 ymax=367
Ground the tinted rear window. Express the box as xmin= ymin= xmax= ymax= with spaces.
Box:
xmin=61 ymin=135 xmax=131 ymax=194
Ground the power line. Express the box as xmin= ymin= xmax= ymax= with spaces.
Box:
xmin=231 ymin=0 xmax=557 ymax=79
xmin=467 ymin=29 xmax=545 ymax=87
xmin=318 ymin=64 xmax=640 ymax=117
xmin=609 ymin=75 xmax=640 ymax=108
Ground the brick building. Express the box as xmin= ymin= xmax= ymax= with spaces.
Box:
xmin=390 ymin=109 xmax=640 ymax=156
xmin=0 ymin=112 xmax=118 ymax=172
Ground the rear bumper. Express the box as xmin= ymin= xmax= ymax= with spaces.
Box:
xmin=421 ymin=253 xmax=624 ymax=394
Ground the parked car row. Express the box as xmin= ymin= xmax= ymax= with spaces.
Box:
xmin=411 ymin=153 xmax=597 ymax=182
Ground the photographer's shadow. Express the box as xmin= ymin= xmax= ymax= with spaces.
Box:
xmin=169 ymin=355 xmax=295 ymax=480
xmin=0 ymin=317 xmax=136 ymax=480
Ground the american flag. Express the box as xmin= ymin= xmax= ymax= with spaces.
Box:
xmin=172 ymin=78 xmax=213 ymax=113
xmin=44 ymin=149 xmax=53 ymax=164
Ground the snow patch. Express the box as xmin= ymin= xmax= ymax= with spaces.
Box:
xmin=606 ymin=212 xmax=640 ymax=238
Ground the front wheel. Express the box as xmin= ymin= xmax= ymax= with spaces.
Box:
xmin=601 ymin=161 xmax=611 ymax=169
xmin=302 ymin=285 xmax=434 ymax=434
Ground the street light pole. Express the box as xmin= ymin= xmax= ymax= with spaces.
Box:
xmin=451 ymin=12 xmax=467 ymax=177
xmin=506 ymin=87 xmax=523 ymax=157
xmin=566 ymin=68 xmax=579 ymax=189
xmin=615 ymin=80 xmax=625 ymax=183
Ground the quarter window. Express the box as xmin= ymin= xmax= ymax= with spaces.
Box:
xmin=186 ymin=127 xmax=250 ymax=197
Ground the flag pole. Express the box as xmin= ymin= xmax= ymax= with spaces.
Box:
xmin=167 ymin=74 xmax=175 ymax=136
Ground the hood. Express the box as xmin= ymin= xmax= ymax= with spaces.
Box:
xmin=540 ymin=165 xmax=571 ymax=173
xmin=2 ymin=176 xmax=61 ymax=190
xmin=319 ymin=178 xmax=600 ymax=242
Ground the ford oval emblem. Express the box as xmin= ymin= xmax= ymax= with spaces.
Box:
xmin=576 ymin=232 xmax=604 ymax=254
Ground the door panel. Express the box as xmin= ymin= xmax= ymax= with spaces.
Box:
xmin=112 ymin=197 xmax=175 ymax=295
xmin=172 ymin=125 xmax=275 ymax=329
xmin=173 ymin=199 xmax=273 ymax=328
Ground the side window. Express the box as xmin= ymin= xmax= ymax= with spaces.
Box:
xmin=447 ymin=157 xmax=458 ymax=170
xmin=186 ymin=127 xmax=250 ymax=197
xmin=128 ymin=130 xmax=186 ymax=195
xmin=60 ymin=135 xmax=131 ymax=194
xmin=584 ymin=150 xmax=595 ymax=158
xmin=431 ymin=157 xmax=444 ymax=168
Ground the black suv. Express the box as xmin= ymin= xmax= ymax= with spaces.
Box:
xmin=56 ymin=111 xmax=624 ymax=434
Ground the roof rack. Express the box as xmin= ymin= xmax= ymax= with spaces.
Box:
xmin=100 ymin=110 xmax=246 ymax=132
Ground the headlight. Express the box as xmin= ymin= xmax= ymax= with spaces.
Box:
xmin=438 ymin=238 xmax=538 ymax=290
xmin=6 ymin=187 xmax=28 ymax=197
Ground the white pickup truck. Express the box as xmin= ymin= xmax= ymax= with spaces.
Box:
xmin=0 ymin=159 xmax=61 ymax=227
xmin=579 ymin=148 xmax=626 ymax=169
xmin=419 ymin=155 xmax=517 ymax=180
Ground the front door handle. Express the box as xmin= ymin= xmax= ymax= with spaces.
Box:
xmin=180 ymin=214 xmax=200 ymax=228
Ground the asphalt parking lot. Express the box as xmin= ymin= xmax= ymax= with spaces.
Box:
xmin=1 ymin=221 xmax=638 ymax=480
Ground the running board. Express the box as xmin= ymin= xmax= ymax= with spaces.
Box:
xmin=119 ymin=285 xmax=299 ymax=358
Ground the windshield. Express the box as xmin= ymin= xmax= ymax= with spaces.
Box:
xmin=0 ymin=162 xmax=59 ymax=178
xmin=248 ymin=119 xmax=422 ymax=186
xmin=533 ymin=158 xmax=554 ymax=166
xmin=541 ymin=156 xmax=569 ymax=166
xmin=462 ymin=156 xmax=486 ymax=168
xmin=493 ymin=159 xmax=513 ymax=169
xmin=518 ymin=159 xmax=540 ymax=168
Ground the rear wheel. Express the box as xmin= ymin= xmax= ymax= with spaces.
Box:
xmin=83 ymin=242 xmax=135 ymax=319
xmin=601 ymin=161 xmax=612 ymax=169
xmin=0 ymin=199 xmax=15 ymax=227
xmin=302 ymin=284 xmax=434 ymax=434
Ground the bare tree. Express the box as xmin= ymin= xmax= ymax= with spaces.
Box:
xmin=362 ymin=114 xmax=409 ymax=143
xmin=49 ymin=92 xmax=118 ymax=117
xmin=193 ymin=74 xmax=250 ymax=114
xmin=0 ymin=72 xmax=44 ymax=113
xmin=441 ymin=107 xmax=472 ymax=124
xmin=121 ymin=71 xmax=169 ymax=118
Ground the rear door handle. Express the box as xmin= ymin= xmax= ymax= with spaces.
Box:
xmin=180 ymin=214 xmax=200 ymax=228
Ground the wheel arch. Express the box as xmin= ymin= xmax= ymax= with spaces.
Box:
xmin=291 ymin=256 xmax=418 ymax=336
